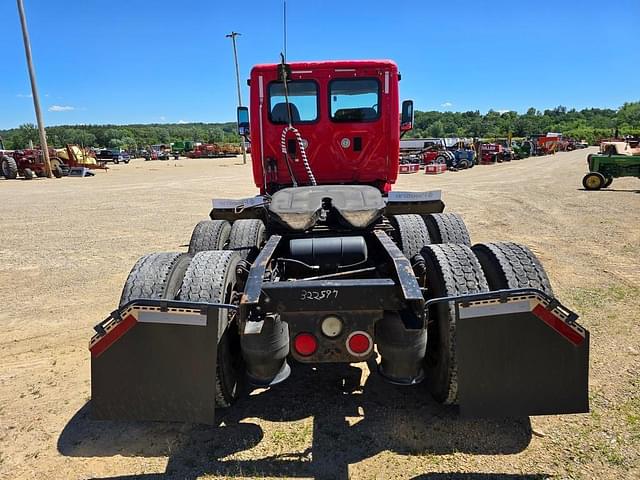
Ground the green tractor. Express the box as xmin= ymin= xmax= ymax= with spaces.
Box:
xmin=511 ymin=139 xmax=535 ymax=159
xmin=582 ymin=140 xmax=640 ymax=190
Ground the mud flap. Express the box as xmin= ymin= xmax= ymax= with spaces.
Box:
xmin=444 ymin=290 xmax=588 ymax=417
xmin=90 ymin=301 xmax=227 ymax=425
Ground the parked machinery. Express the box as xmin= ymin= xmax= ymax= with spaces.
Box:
xmin=582 ymin=138 xmax=640 ymax=189
xmin=511 ymin=139 xmax=535 ymax=159
xmin=1 ymin=147 xmax=58 ymax=179
xmin=89 ymin=59 xmax=589 ymax=424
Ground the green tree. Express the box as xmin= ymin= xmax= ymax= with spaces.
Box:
xmin=10 ymin=123 xmax=40 ymax=148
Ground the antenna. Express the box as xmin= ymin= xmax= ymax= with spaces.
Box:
xmin=283 ymin=0 xmax=287 ymax=61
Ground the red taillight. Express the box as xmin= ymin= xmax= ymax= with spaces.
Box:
xmin=346 ymin=331 xmax=372 ymax=356
xmin=294 ymin=332 xmax=318 ymax=357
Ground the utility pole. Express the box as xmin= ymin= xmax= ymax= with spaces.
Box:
xmin=226 ymin=31 xmax=247 ymax=165
xmin=16 ymin=0 xmax=52 ymax=177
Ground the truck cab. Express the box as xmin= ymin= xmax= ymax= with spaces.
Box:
xmin=239 ymin=60 xmax=413 ymax=194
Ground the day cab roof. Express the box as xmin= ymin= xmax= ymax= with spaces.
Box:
xmin=250 ymin=59 xmax=398 ymax=76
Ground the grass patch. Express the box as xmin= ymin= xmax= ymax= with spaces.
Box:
xmin=620 ymin=395 xmax=640 ymax=440
xmin=569 ymin=284 xmax=639 ymax=311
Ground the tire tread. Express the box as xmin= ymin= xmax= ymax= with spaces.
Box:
xmin=472 ymin=242 xmax=553 ymax=295
xmin=422 ymin=243 xmax=489 ymax=404
xmin=424 ymin=213 xmax=471 ymax=245
xmin=391 ymin=214 xmax=431 ymax=259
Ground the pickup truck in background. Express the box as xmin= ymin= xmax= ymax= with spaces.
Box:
xmin=96 ymin=149 xmax=130 ymax=164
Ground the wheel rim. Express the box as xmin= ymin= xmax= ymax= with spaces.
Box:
xmin=585 ymin=175 xmax=601 ymax=189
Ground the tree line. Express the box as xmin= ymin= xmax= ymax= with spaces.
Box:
xmin=1 ymin=102 xmax=638 ymax=150
xmin=0 ymin=122 xmax=242 ymax=150
xmin=411 ymin=102 xmax=639 ymax=143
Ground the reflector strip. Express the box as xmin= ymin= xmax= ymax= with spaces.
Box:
xmin=532 ymin=304 xmax=585 ymax=346
xmin=90 ymin=314 xmax=137 ymax=358
xmin=138 ymin=310 xmax=206 ymax=326
xmin=459 ymin=299 xmax=533 ymax=319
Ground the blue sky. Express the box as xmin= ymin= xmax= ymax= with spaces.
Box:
xmin=2 ymin=0 xmax=638 ymax=129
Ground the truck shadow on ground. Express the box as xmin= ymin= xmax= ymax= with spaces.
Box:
xmin=58 ymin=362 xmax=533 ymax=479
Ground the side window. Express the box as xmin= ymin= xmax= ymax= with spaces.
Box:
xmin=269 ymin=81 xmax=318 ymax=124
xmin=330 ymin=78 xmax=380 ymax=122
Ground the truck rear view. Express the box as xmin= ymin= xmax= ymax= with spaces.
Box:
xmin=89 ymin=59 xmax=589 ymax=424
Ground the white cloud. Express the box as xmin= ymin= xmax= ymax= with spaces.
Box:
xmin=159 ymin=116 xmax=166 ymax=121
xmin=48 ymin=105 xmax=75 ymax=112
xmin=497 ymin=109 xmax=510 ymax=114
xmin=177 ymin=119 xmax=189 ymax=124
xmin=441 ymin=101 xmax=453 ymax=108
xmin=17 ymin=93 xmax=32 ymax=98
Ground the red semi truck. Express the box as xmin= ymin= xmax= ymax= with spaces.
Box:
xmin=90 ymin=59 xmax=589 ymax=424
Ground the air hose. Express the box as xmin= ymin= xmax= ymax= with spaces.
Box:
xmin=280 ymin=126 xmax=317 ymax=186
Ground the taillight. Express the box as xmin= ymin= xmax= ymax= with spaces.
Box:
xmin=346 ymin=331 xmax=373 ymax=356
xmin=294 ymin=332 xmax=318 ymax=357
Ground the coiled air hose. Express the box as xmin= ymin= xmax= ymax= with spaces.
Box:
xmin=280 ymin=126 xmax=317 ymax=186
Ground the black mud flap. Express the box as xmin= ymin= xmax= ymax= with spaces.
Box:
xmin=90 ymin=300 xmax=229 ymax=425
xmin=436 ymin=289 xmax=588 ymax=417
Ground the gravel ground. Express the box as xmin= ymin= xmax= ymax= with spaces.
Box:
xmin=0 ymin=149 xmax=638 ymax=480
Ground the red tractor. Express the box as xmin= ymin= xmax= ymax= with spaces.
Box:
xmin=1 ymin=144 xmax=59 ymax=179
xmin=90 ymin=59 xmax=588 ymax=424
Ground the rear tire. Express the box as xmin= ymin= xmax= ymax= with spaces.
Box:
xmin=390 ymin=214 xmax=431 ymax=260
xmin=179 ymin=250 xmax=244 ymax=408
xmin=423 ymin=213 xmax=471 ymax=246
xmin=228 ymin=219 xmax=266 ymax=262
xmin=119 ymin=252 xmax=192 ymax=306
xmin=472 ymin=242 xmax=554 ymax=296
xmin=188 ymin=220 xmax=232 ymax=254
xmin=421 ymin=244 xmax=489 ymax=404
xmin=1 ymin=156 xmax=18 ymax=179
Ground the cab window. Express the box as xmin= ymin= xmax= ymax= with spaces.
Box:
xmin=269 ymin=81 xmax=318 ymax=124
xmin=330 ymin=78 xmax=380 ymax=122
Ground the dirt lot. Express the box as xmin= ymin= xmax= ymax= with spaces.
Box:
xmin=1 ymin=149 xmax=638 ymax=480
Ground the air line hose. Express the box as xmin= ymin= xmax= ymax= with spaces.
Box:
xmin=280 ymin=126 xmax=317 ymax=186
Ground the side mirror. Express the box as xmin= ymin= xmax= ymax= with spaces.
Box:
xmin=237 ymin=106 xmax=250 ymax=136
xmin=400 ymin=100 xmax=414 ymax=132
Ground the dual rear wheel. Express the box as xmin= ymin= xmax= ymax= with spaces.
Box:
xmin=391 ymin=213 xmax=554 ymax=405
xmin=120 ymin=218 xmax=268 ymax=408
xmin=119 ymin=250 xmax=246 ymax=408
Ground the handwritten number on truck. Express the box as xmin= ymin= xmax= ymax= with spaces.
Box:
xmin=299 ymin=289 xmax=339 ymax=301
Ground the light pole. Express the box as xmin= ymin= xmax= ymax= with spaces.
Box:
xmin=16 ymin=0 xmax=52 ymax=177
xmin=226 ymin=31 xmax=247 ymax=165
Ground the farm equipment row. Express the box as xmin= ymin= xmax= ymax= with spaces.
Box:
xmin=89 ymin=58 xmax=589 ymax=425
xmin=1 ymin=140 xmax=106 ymax=180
